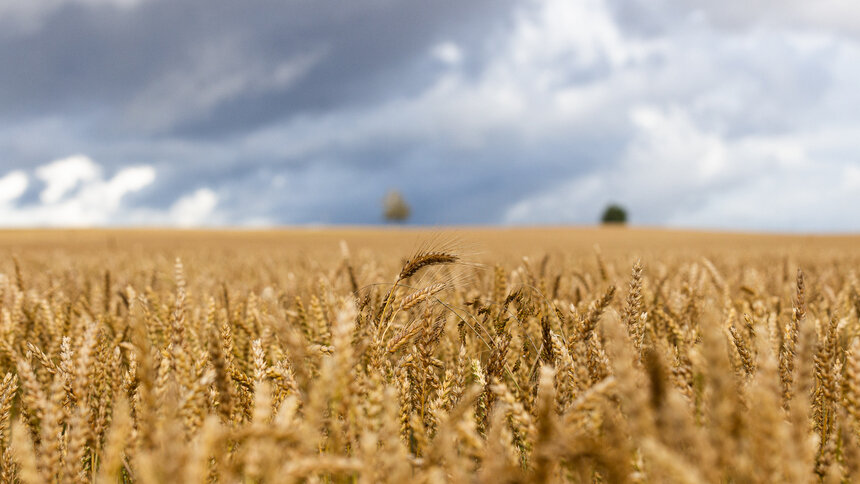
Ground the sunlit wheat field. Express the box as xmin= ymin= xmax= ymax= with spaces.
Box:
xmin=1 ymin=228 xmax=859 ymax=483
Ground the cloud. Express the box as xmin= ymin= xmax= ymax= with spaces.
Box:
xmin=124 ymin=42 xmax=327 ymax=133
xmin=607 ymin=0 xmax=860 ymax=40
xmin=0 ymin=0 xmax=859 ymax=230
xmin=0 ymin=0 xmax=146 ymax=36
xmin=431 ymin=42 xmax=463 ymax=65
xmin=504 ymin=104 xmax=859 ymax=231
xmin=168 ymin=188 xmax=218 ymax=227
xmin=36 ymin=155 xmax=101 ymax=203
xmin=0 ymin=156 xmax=156 ymax=226
xmin=0 ymin=155 xmax=229 ymax=227
xmin=0 ymin=0 xmax=514 ymax=135
xmin=675 ymin=1 xmax=860 ymax=36
xmin=0 ymin=170 xmax=28 ymax=204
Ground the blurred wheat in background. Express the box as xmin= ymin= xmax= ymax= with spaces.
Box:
xmin=0 ymin=229 xmax=858 ymax=483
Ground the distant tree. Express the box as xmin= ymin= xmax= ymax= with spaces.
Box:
xmin=601 ymin=204 xmax=627 ymax=225
xmin=383 ymin=190 xmax=411 ymax=223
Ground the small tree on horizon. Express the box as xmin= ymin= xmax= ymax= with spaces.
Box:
xmin=383 ymin=190 xmax=411 ymax=223
xmin=601 ymin=204 xmax=628 ymax=225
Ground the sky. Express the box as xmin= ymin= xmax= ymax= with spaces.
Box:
xmin=1 ymin=0 xmax=859 ymax=231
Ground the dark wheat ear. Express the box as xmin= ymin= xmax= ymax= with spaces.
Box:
xmin=397 ymin=251 xmax=459 ymax=282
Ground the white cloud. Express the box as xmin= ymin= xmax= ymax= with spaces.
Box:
xmin=666 ymin=161 xmax=860 ymax=231
xmin=504 ymin=103 xmax=860 ymax=230
xmin=242 ymin=0 xmax=674 ymax=161
xmin=0 ymin=156 xmax=155 ymax=226
xmin=0 ymin=170 xmax=28 ymax=204
xmin=664 ymin=0 xmax=860 ymax=36
xmin=168 ymin=188 xmax=218 ymax=227
xmin=0 ymin=155 xmax=226 ymax=228
xmin=510 ymin=0 xmax=652 ymax=71
xmin=96 ymin=165 xmax=156 ymax=209
xmin=431 ymin=42 xmax=463 ymax=65
xmin=36 ymin=154 xmax=101 ymax=203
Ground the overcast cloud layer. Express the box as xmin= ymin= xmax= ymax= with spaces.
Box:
xmin=1 ymin=0 xmax=859 ymax=230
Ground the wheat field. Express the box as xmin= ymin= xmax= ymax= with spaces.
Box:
xmin=0 ymin=228 xmax=859 ymax=483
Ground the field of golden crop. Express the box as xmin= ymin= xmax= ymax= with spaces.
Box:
xmin=0 ymin=228 xmax=859 ymax=483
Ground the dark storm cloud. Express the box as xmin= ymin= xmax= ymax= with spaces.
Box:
xmin=0 ymin=0 xmax=514 ymax=137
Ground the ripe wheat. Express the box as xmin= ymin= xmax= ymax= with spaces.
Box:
xmin=0 ymin=230 xmax=858 ymax=483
